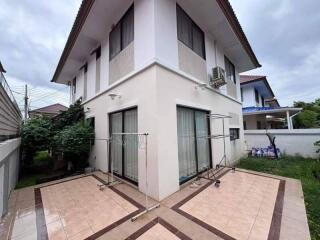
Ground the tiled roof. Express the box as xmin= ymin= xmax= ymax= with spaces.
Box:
xmin=240 ymin=75 xmax=266 ymax=84
xmin=29 ymin=103 xmax=68 ymax=114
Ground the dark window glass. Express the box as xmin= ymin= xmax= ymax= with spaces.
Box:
xmin=257 ymin=121 xmax=261 ymax=129
xmin=96 ymin=46 xmax=101 ymax=60
xmin=230 ymin=128 xmax=239 ymax=141
xmin=87 ymin=117 xmax=95 ymax=129
xmin=243 ymin=121 xmax=247 ymax=130
xmin=72 ymin=77 xmax=76 ymax=94
xmin=225 ymin=57 xmax=236 ymax=83
xmin=241 ymin=88 xmax=244 ymax=102
xmin=255 ymin=88 xmax=259 ymax=103
xmin=261 ymin=96 xmax=265 ymax=107
xmin=109 ymin=5 xmax=134 ymax=60
xmin=177 ymin=5 xmax=205 ymax=59
xmin=121 ymin=7 xmax=134 ymax=49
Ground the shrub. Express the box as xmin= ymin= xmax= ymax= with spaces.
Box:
xmin=21 ymin=116 xmax=52 ymax=165
xmin=53 ymin=121 xmax=94 ymax=170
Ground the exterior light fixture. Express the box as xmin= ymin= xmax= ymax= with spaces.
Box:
xmin=108 ymin=93 xmax=121 ymax=100
xmin=195 ymin=83 xmax=207 ymax=90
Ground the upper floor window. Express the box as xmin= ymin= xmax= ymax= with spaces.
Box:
xmin=109 ymin=5 xmax=134 ymax=60
xmin=254 ymin=88 xmax=259 ymax=103
xmin=241 ymin=88 xmax=244 ymax=102
xmin=72 ymin=77 xmax=76 ymax=94
xmin=261 ymin=96 xmax=265 ymax=107
xmin=224 ymin=57 xmax=236 ymax=84
xmin=177 ymin=5 xmax=205 ymax=59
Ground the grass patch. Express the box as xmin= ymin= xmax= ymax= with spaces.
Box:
xmin=15 ymin=174 xmax=46 ymax=189
xmin=33 ymin=150 xmax=50 ymax=165
xmin=237 ymin=156 xmax=320 ymax=240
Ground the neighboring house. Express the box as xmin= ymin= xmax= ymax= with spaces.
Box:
xmin=52 ymin=0 xmax=260 ymax=200
xmin=29 ymin=103 xmax=68 ymax=119
xmin=240 ymin=75 xmax=302 ymax=130
xmin=0 ymin=61 xmax=21 ymax=217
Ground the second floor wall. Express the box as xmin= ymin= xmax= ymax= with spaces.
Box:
xmin=69 ymin=0 xmax=253 ymax=104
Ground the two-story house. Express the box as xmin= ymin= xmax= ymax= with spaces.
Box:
xmin=52 ymin=0 xmax=261 ymax=200
xmin=240 ymin=75 xmax=302 ymax=130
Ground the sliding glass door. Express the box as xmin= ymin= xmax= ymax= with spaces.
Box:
xmin=109 ymin=108 xmax=138 ymax=184
xmin=177 ymin=107 xmax=211 ymax=184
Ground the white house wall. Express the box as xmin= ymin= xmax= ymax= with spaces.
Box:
xmin=84 ymin=67 xmax=160 ymax=199
xmin=155 ymin=65 xmax=244 ymax=200
xmin=242 ymin=86 xmax=256 ymax=107
xmin=73 ymin=0 xmax=240 ymax=104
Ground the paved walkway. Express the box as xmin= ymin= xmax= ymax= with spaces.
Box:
xmin=0 ymin=169 xmax=310 ymax=240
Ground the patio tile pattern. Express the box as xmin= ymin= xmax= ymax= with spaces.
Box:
xmin=173 ymin=170 xmax=283 ymax=240
xmin=125 ymin=217 xmax=191 ymax=240
xmin=0 ymin=170 xmax=311 ymax=240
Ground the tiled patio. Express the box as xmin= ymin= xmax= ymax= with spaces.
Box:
xmin=0 ymin=169 xmax=310 ymax=240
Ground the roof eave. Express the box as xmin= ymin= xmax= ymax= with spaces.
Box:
xmin=216 ymin=0 xmax=261 ymax=69
xmin=51 ymin=0 xmax=95 ymax=83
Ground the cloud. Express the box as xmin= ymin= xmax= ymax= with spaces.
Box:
xmin=0 ymin=0 xmax=81 ymax=110
xmin=230 ymin=0 xmax=320 ymax=106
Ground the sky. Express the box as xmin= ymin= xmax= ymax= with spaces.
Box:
xmin=0 ymin=0 xmax=319 ymax=113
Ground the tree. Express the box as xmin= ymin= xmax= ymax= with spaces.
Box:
xmin=21 ymin=116 xmax=52 ymax=165
xmin=52 ymin=100 xmax=84 ymax=132
xmin=293 ymin=98 xmax=320 ymax=128
xmin=294 ymin=110 xmax=318 ymax=128
xmin=53 ymin=121 xmax=94 ymax=170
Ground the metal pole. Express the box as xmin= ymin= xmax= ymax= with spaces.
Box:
xmin=145 ymin=134 xmax=148 ymax=209
xmin=24 ymin=84 xmax=28 ymax=119
xmin=223 ymin=118 xmax=226 ymax=166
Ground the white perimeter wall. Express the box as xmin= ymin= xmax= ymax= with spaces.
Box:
xmin=244 ymin=129 xmax=320 ymax=158
xmin=0 ymin=138 xmax=20 ymax=217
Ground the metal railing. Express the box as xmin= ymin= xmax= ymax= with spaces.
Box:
xmin=0 ymin=72 xmax=20 ymax=113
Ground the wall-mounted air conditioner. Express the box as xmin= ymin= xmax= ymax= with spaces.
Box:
xmin=209 ymin=67 xmax=226 ymax=88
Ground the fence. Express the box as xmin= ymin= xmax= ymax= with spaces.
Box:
xmin=0 ymin=138 xmax=20 ymax=217
xmin=244 ymin=129 xmax=320 ymax=158
xmin=0 ymin=72 xmax=22 ymax=142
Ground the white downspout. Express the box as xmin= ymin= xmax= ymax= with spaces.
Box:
xmin=286 ymin=110 xmax=291 ymax=130
xmin=289 ymin=111 xmax=301 ymax=130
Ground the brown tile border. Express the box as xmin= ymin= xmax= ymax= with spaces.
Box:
xmin=172 ymin=169 xmax=286 ymax=240
xmin=125 ymin=217 xmax=192 ymax=240
xmin=34 ymin=188 xmax=48 ymax=240
xmin=268 ymin=179 xmax=285 ymax=240
xmin=33 ymin=173 xmax=145 ymax=240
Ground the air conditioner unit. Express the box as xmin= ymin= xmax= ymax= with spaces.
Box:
xmin=209 ymin=67 xmax=226 ymax=88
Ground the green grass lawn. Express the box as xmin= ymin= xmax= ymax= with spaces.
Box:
xmin=15 ymin=174 xmax=47 ymax=189
xmin=237 ymin=156 xmax=320 ymax=240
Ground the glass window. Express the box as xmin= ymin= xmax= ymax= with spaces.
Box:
xmin=241 ymin=88 xmax=244 ymax=102
xmin=177 ymin=5 xmax=205 ymax=59
xmin=225 ymin=57 xmax=236 ymax=83
xmin=255 ymin=88 xmax=259 ymax=103
xmin=109 ymin=5 xmax=134 ymax=60
xmin=230 ymin=128 xmax=239 ymax=141
xmin=72 ymin=77 xmax=76 ymax=94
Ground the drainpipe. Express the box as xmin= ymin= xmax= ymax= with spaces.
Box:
xmin=286 ymin=111 xmax=291 ymax=130
xmin=289 ymin=111 xmax=301 ymax=130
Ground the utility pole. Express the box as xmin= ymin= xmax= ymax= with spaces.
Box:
xmin=24 ymin=84 xmax=28 ymax=119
